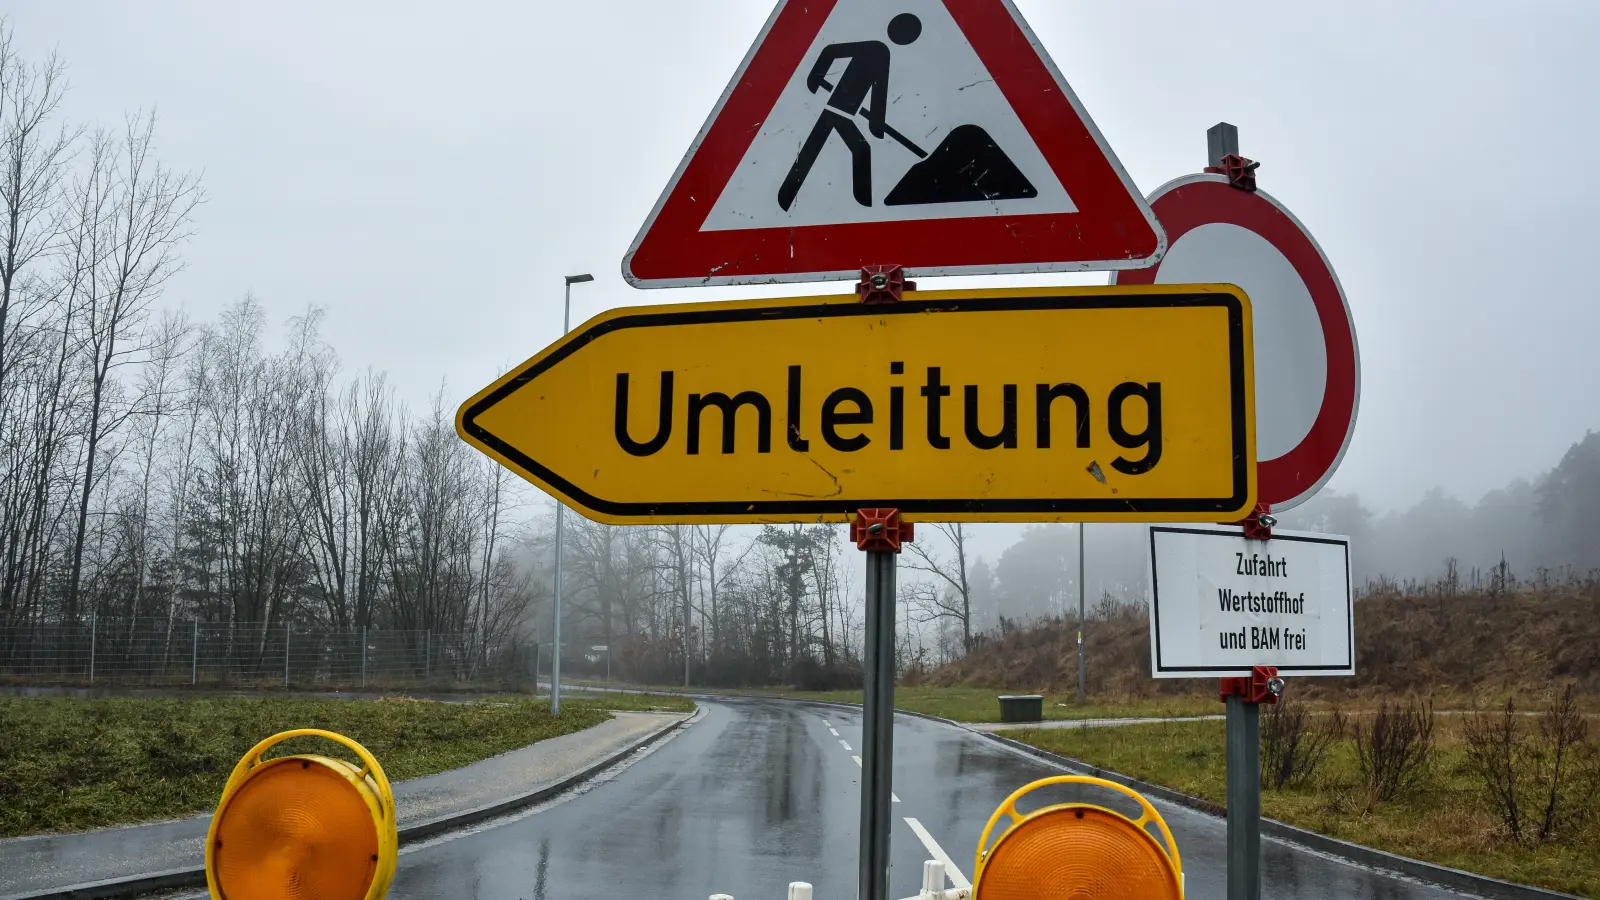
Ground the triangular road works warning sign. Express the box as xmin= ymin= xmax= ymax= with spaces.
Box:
xmin=624 ymin=0 xmax=1165 ymax=288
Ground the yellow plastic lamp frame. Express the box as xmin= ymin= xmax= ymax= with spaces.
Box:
xmin=205 ymin=729 xmax=398 ymax=900
xmin=973 ymin=775 xmax=1183 ymax=899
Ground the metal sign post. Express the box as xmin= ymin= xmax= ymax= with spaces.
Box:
xmin=1076 ymin=523 xmax=1086 ymax=705
xmin=1221 ymin=666 xmax=1281 ymax=900
xmin=852 ymin=507 xmax=912 ymax=900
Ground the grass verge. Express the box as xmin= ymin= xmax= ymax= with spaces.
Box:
xmin=1010 ymin=718 xmax=1599 ymax=898
xmin=569 ymin=680 xmax=1220 ymax=722
xmin=0 ymin=693 xmax=692 ymax=837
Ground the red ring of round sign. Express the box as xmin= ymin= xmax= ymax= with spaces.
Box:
xmin=1113 ymin=173 xmax=1359 ymax=511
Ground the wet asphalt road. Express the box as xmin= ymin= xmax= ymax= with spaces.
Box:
xmin=381 ymin=697 xmax=1474 ymax=900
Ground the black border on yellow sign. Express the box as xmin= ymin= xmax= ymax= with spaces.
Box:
xmin=458 ymin=287 xmax=1252 ymax=523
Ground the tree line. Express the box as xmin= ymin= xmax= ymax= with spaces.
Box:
xmin=0 ymin=29 xmax=964 ymax=687
xmin=7 ymin=23 xmax=1594 ymax=689
xmin=0 ymin=34 xmax=533 ymax=675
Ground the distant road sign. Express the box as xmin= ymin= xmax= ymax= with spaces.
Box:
xmin=1114 ymin=174 xmax=1359 ymax=511
xmin=1148 ymin=525 xmax=1354 ymax=678
xmin=458 ymin=286 xmax=1256 ymax=525
xmin=591 ymin=645 xmax=609 ymax=652
xmin=623 ymin=0 xmax=1164 ymax=288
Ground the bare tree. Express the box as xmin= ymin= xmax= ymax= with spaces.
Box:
xmin=0 ymin=30 xmax=76 ymax=625
xmin=62 ymin=115 xmax=201 ymax=618
xmin=661 ymin=525 xmax=695 ymax=685
xmin=0 ymin=28 xmax=74 ymax=436
xmin=695 ymin=523 xmax=757 ymax=658
xmin=903 ymin=522 xmax=976 ymax=652
xmin=123 ymin=308 xmax=188 ymax=619
xmin=346 ymin=371 xmax=404 ymax=627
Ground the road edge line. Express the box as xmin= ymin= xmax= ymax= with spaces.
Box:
xmin=0 ymin=708 xmax=699 ymax=900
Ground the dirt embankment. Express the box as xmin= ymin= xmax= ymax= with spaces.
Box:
xmin=923 ymin=577 xmax=1600 ymax=704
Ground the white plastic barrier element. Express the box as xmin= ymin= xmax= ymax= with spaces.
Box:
xmin=910 ymin=861 xmax=971 ymax=900
xmin=709 ymin=862 xmax=969 ymax=900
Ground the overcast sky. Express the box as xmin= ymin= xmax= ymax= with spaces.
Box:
xmin=9 ymin=1 xmax=1599 ymax=563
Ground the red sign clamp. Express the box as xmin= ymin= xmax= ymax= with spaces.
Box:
xmin=851 ymin=508 xmax=914 ymax=553
xmin=857 ymin=265 xmax=915 ymax=304
xmin=1219 ymin=665 xmax=1282 ymax=705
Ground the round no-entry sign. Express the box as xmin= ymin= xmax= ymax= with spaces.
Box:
xmin=1113 ymin=173 xmax=1359 ymax=511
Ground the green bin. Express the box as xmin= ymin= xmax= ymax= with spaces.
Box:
xmin=997 ymin=694 xmax=1044 ymax=723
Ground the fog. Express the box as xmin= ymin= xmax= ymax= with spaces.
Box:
xmin=963 ymin=431 xmax=1600 ymax=627
xmin=5 ymin=1 xmax=1598 ymax=624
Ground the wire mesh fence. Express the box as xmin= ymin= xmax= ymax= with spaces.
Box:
xmin=0 ymin=617 xmax=539 ymax=690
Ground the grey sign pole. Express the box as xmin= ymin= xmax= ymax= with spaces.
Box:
xmin=1208 ymin=121 xmax=1240 ymax=170
xmin=551 ymin=501 xmax=565 ymax=715
xmin=1225 ymin=693 xmax=1261 ymax=900
xmin=858 ymin=516 xmax=902 ymax=900
xmin=551 ymin=273 xmax=593 ymax=716
xmin=1076 ymin=523 xmax=1086 ymax=705
xmin=1204 ymin=120 xmax=1277 ymax=900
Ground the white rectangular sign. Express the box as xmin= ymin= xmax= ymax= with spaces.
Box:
xmin=1149 ymin=525 xmax=1354 ymax=678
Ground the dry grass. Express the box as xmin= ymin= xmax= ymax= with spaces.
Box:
xmin=1012 ymin=713 xmax=1600 ymax=898
xmin=923 ymin=579 xmax=1600 ymax=710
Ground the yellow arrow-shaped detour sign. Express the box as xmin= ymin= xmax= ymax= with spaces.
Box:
xmin=457 ymin=285 xmax=1255 ymax=525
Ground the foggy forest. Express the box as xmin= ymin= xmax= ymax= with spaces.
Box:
xmin=2 ymin=28 xmax=1597 ymax=689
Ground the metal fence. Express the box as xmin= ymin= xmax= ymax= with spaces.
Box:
xmin=0 ymin=617 xmax=538 ymax=689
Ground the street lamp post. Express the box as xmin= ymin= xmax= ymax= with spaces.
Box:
xmin=551 ymin=273 xmax=593 ymax=716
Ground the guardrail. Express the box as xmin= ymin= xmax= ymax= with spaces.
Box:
xmin=711 ymin=861 xmax=970 ymax=900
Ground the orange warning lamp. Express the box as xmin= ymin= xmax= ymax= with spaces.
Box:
xmin=973 ymin=775 xmax=1183 ymax=900
xmin=205 ymin=729 xmax=397 ymax=900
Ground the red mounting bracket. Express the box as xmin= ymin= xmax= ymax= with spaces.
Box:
xmin=1204 ymin=153 xmax=1260 ymax=192
xmin=851 ymin=508 xmax=914 ymax=553
xmin=1231 ymin=502 xmax=1275 ymax=541
xmin=1220 ymin=665 xmax=1281 ymax=705
xmin=857 ymin=265 xmax=916 ymax=305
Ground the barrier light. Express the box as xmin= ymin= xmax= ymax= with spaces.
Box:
xmin=972 ymin=775 xmax=1183 ymax=900
xmin=205 ymin=729 xmax=397 ymax=900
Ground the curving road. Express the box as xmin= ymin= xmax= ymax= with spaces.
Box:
xmin=370 ymin=697 xmax=1474 ymax=900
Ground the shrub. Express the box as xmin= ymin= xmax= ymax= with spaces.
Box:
xmin=1260 ymin=698 xmax=1338 ymax=790
xmin=1464 ymin=685 xmax=1598 ymax=843
xmin=788 ymin=655 xmax=862 ymax=691
xmin=1463 ymin=698 xmax=1526 ymax=839
xmin=1353 ymin=697 xmax=1434 ymax=803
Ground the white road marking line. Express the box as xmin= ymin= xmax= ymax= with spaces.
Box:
xmin=822 ymin=719 xmax=832 ymax=726
xmin=849 ymin=756 xmax=899 ymax=801
xmin=904 ymin=817 xmax=971 ymax=890
xmin=839 ymin=738 xmax=852 ymax=751
xmin=828 ymin=727 xmax=840 ymax=736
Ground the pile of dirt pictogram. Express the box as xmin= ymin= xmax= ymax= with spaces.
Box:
xmin=885 ymin=123 xmax=1038 ymax=205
